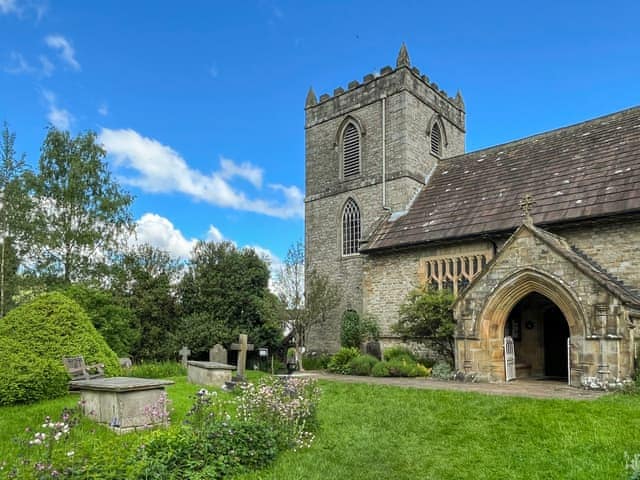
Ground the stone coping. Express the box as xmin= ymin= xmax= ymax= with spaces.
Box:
xmin=188 ymin=360 xmax=235 ymax=371
xmin=70 ymin=376 xmax=174 ymax=392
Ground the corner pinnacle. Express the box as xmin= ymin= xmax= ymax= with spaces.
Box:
xmin=455 ymin=90 xmax=465 ymax=108
xmin=396 ymin=42 xmax=410 ymax=68
xmin=305 ymin=87 xmax=317 ymax=107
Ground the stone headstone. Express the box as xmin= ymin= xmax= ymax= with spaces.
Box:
xmin=209 ymin=343 xmax=228 ymax=364
xmin=230 ymin=333 xmax=254 ymax=380
xmin=179 ymin=346 xmax=191 ymax=367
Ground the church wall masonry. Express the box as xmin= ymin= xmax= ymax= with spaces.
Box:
xmin=305 ymin=47 xmax=466 ymax=352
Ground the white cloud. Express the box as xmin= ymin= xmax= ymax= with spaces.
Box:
xmin=219 ymin=156 xmax=262 ymax=188
xmin=45 ymin=34 xmax=80 ymax=71
xmin=131 ymin=213 xmax=198 ymax=259
xmin=42 ymin=90 xmax=73 ymax=129
xmin=98 ymin=102 xmax=109 ymax=116
xmin=206 ymin=225 xmax=224 ymax=243
xmin=98 ymin=128 xmax=304 ymax=219
xmin=0 ymin=0 xmax=17 ymax=14
xmin=3 ymin=51 xmax=33 ymax=74
xmin=39 ymin=55 xmax=54 ymax=76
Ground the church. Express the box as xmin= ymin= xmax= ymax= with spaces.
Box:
xmin=304 ymin=44 xmax=640 ymax=386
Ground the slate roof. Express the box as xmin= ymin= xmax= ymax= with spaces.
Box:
xmin=364 ymin=105 xmax=640 ymax=252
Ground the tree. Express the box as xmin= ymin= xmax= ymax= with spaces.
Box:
xmin=0 ymin=123 xmax=33 ymax=316
xmin=276 ymin=241 xmax=340 ymax=369
xmin=30 ymin=127 xmax=133 ymax=284
xmin=178 ymin=241 xmax=282 ymax=356
xmin=394 ymin=286 xmax=456 ymax=365
xmin=110 ymin=244 xmax=181 ymax=360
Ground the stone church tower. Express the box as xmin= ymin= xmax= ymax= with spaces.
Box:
xmin=304 ymin=44 xmax=466 ymax=351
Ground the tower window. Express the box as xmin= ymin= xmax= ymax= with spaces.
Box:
xmin=430 ymin=122 xmax=442 ymax=156
xmin=342 ymin=198 xmax=361 ymax=256
xmin=342 ymin=123 xmax=361 ymax=178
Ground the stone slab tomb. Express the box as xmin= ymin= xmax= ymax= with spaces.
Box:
xmin=187 ymin=360 xmax=235 ymax=387
xmin=73 ymin=377 xmax=174 ymax=433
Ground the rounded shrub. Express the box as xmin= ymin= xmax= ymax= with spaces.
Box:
xmin=383 ymin=346 xmax=416 ymax=363
xmin=347 ymin=354 xmax=378 ymax=376
xmin=327 ymin=347 xmax=360 ymax=374
xmin=371 ymin=361 xmax=390 ymax=377
xmin=0 ymin=292 xmax=121 ymax=406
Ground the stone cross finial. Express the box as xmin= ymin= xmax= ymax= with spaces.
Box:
xmin=179 ymin=346 xmax=191 ymax=367
xmin=230 ymin=333 xmax=254 ymax=380
xmin=396 ymin=43 xmax=410 ymax=68
xmin=305 ymin=87 xmax=317 ymax=107
xmin=519 ymin=194 xmax=536 ymax=224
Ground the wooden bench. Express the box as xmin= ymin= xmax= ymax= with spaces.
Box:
xmin=63 ymin=356 xmax=105 ymax=383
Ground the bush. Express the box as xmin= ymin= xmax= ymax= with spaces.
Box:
xmin=347 ymin=354 xmax=378 ymax=376
xmin=327 ymin=347 xmax=360 ymax=374
xmin=371 ymin=361 xmax=390 ymax=377
xmin=62 ymin=284 xmax=140 ymax=357
xmin=0 ymin=292 xmax=121 ymax=406
xmin=383 ymin=346 xmax=417 ymax=362
xmin=340 ymin=310 xmax=380 ymax=348
xmin=302 ymin=353 xmax=331 ymax=370
xmin=432 ymin=361 xmax=453 ymax=379
xmin=126 ymin=361 xmax=186 ymax=378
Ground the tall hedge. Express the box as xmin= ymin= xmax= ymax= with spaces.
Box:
xmin=0 ymin=292 xmax=120 ymax=406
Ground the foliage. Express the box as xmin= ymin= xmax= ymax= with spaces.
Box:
xmin=370 ymin=361 xmax=390 ymax=377
xmin=301 ymin=353 xmax=331 ymax=371
xmin=383 ymin=346 xmax=417 ymax=363
xmin=136 ymin=377 xmax=320 ymax=479
xmin=125 ymin=361 xmax=186 ymax=379
xmin=0 ymin=292 xmax=120 ymax=405
xmin=179 ymin=241 xmax=282 ymax=356
xmin=384 ymin=359 xmax=430 ymax=377
xmin=62 ymin=284 xmax=139 ymax=356
xmin=30 ymin=127 xmax=133 ymax=284
xmin=431 ymin=361 xmax=453 ymax=380
xmin=340 ymin=310 xmax=379 ymax=348
xmin=327 ymin=347 xmax=360 ymax=374
xmin=110 ymin=244 xmax=181 ymax=360
xmin=626 ymin=453 xmax=640 ymax=480
xmin=0 ymin=123 xmax=34 ymax=318
xmin=394 ymin=286 xmax=456 ymax=365
xmin=276 ymin=241 xmax=341 ymax=369
xmin=346 ymin=354 xmax=378 ymax=376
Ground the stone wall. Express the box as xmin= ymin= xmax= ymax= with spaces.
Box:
xmin=304 ymin=59 xmax=466 ymax=352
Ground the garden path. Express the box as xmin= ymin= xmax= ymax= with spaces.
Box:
xmin=305 ymin=372 xmax=607 ymax=400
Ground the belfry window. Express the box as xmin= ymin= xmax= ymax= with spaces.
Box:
xmin=342 ymin=123 xmax=361 ymax=178
xmin=342 ymin=198 xmax=361 ymax=256
xmin=430 ymin=122 xmax=442 ymax=156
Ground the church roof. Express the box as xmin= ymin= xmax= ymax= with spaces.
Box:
xmin=363 ymin=105 xmax=640 ymax=252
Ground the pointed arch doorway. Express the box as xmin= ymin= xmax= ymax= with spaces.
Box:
xmin=504 ymin=292 xmax=570 ymax=380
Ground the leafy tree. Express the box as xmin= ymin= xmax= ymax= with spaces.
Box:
xmin=110 ymin=244 xmax=181 ymax=360
xmin=30 ymin=127 xmax=133 ymax=284
xmin=0 ymin=123 xmax=33 ymax=316
xmin=340 ymin=310 xmax=379 ymax=348
xmin=276 ymin=241 xmax=340 ymax=368
xmin=179 ymin=241 xmax=282 ymax=356
xmin=62 ymin=284 xmax=140 ymax=357
xmin=394 ymin=286 xmax=456 ymax=365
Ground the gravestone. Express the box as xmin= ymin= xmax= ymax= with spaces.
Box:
xmin=179 ymin=346 xmax=191 ymax=367
xmin=210 ymin=343 xmax=228 ymax=364
xmin=230 ymin=333 xmax=254 ymax=380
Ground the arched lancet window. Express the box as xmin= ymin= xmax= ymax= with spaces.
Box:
xmin=342 ymin=122 xmax=361 ymax=178
xmin=430 ymin=122 xmax=442 ymax=156
xmin=342 ymin=198 xmax=361 ymax=256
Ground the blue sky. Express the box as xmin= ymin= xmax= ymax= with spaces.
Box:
xmin=1 ymin=0 xmax=639 ymax=271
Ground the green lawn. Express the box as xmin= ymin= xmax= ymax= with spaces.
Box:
xmin=1 ymin=377 xmax=639 ymax=479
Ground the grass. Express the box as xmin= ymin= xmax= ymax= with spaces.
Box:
xmin=1 ymin=375 xmax=639 ymax=479
xmin=238 ymin=381 xmax=640 ymax=480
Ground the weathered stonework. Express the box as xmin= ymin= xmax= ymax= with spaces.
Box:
xmin=305 ymin=47 xmax=465 ymax=352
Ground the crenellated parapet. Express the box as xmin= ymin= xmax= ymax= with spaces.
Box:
xmin=305 ymin=44 xmax=465 ymax=131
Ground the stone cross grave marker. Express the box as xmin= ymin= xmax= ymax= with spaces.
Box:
xmin=209 ymin=343 xmax=228 ymax=364
xmin=230 ymin=334 xmax=254 ymax=379
xmin=179 ymin=346 xmax=191 ymax=367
